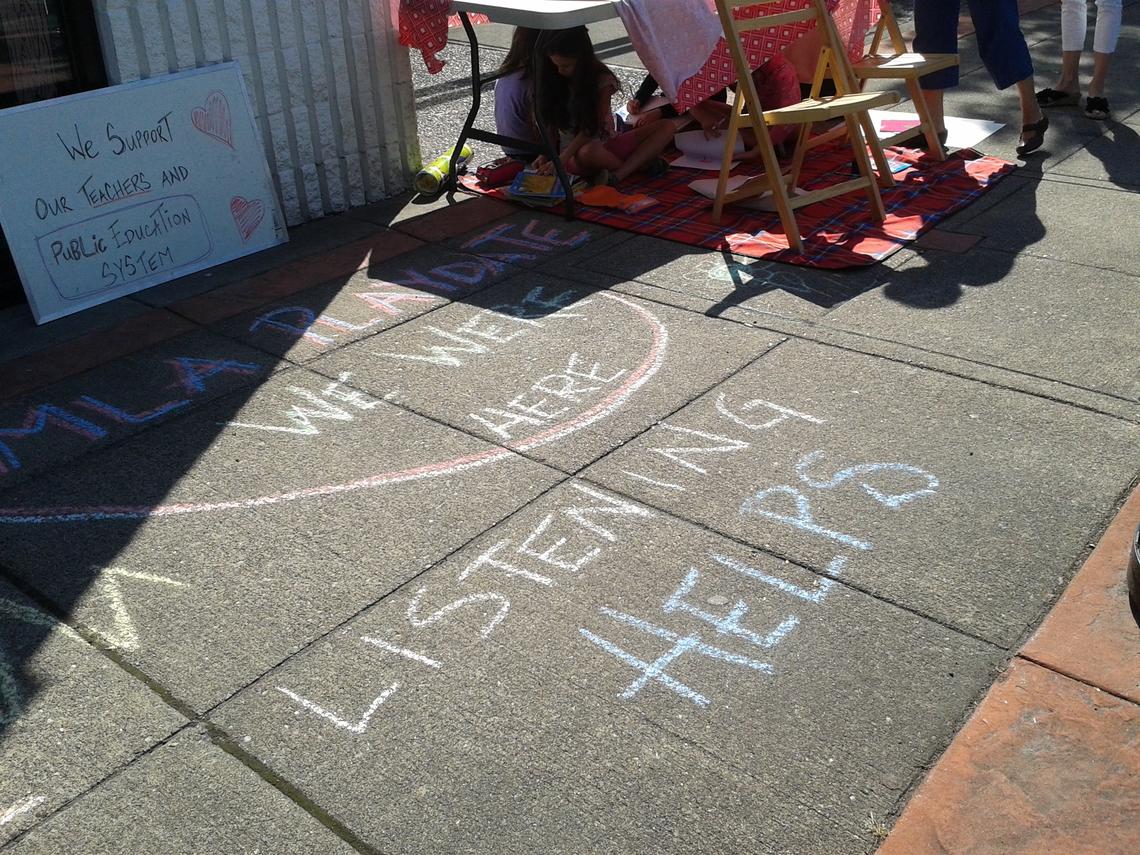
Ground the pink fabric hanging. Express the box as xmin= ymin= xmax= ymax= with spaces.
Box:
xmin=398 ymin=0 xmax=879 ymax=114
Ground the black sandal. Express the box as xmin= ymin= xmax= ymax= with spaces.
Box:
xmin=1016 ymin=115 xmax=1049 ymax=156
xmin=1084 ymin=96 xmax=1110 ymax=120
xmin=1036 ymin=88 xmax=1079 ymax=108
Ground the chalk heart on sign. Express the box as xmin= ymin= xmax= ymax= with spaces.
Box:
xmin=231 ymin=196 xmax=264 ymax=242
xmin=191 ymin=90 xmax=234 ymax=149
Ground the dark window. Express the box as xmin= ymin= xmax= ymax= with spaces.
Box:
xmin=0 ymin=0 xmax=106 ymax=308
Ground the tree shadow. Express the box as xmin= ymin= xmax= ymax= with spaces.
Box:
xmin=882 ymin=175 xmax=1043 ymax=308
xmin=0 ymin=195 xmax=599 ymax=762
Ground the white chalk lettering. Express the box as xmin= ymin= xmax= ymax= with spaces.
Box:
xmin=469 ymin=408 xmax=546 ymax=440
xmin=86 ymin=567 xmax=186 ymax=650
xmin=740 ymin=485 xmax=872 ymax=551
xmin=457 ymin=539 xmax=554 ymax=587
xmin=715 ymin=395 xmax=824 ymax=431
xmin=621 ymin=470 xmax=685 ymax=491
xmin=581 ymin=607 xmax=773 ymax=708
xmin=467 ymin=351 xmax=624 ymax=439
xmin=225 ymin=388 xmax=354 ymax=435
xmin=565 ymin=352 xmax=625 ymax=384
xmin=651 ymin=424 xmax=750 ymax=475
xmin=379 ymin=326 xmax=491 ymax=367
xmin=455 ymin=311 xmax=526 ymax=344
xmin=663 ymin=567 xmax=799 ymax=649
xmin=0 ymin=796 xmax=45 ymax=827
xmin=321 ymin=373 xmax=384 ymax=410
xmin=490 ymin=287 xmax=589 ymax=325
xmin=360 ymin=636 xmax=442 ymax=669
xmin=532 ymin=371 xmax=602 ymax=402
xmin=794 ymin=451 xmax=939 ymax=508
xmin=517 ymin=513 xmax=601 ymax=573
xmin=710 ymin=552 xmax=837 ymax=603
xmin=406 ymin=587 xmax=511 ymax=639
xmin=507 ymin=393 xmax=568 ymax=421
xmin=563 ymin=482 xmax=655 ymax=542
xmin=277 ymin=682 xmax=399 ymax=734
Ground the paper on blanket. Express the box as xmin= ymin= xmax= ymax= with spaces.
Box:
xmin=671 ymin=129 xmax=744 ymax=170
xmin=868 ymin=110 xmax=1005 ymax=150
xmin=687 ymin=175 xmax=807 ymax=212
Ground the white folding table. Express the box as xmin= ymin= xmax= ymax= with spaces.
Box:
xmin=447 ymin=0 xmax=622 ymax=217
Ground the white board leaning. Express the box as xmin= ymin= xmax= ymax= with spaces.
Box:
xmin=0 ymin=62 xmax=287 ymax=324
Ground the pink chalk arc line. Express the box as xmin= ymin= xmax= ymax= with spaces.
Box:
xmin=0 ymin=294 xmax=668 ymax=525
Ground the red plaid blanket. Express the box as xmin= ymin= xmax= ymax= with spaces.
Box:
xmin=461 ymin=146 xmax=1014 ymax=269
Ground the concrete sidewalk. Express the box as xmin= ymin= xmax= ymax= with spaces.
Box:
xmin=1 ymin=2 xmax=1138 ymax=853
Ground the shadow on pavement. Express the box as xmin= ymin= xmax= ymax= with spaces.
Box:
xmin=883 ymin=176 xmax=1043 ymax=308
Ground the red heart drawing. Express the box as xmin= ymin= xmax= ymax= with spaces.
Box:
xmin=191 ymin=90 xmax=234 ymax=149
xmin=231 ymin=197 xmax=264 ymax=242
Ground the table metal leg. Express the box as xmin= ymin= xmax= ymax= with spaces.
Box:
xmin=447 ymin=12 xmax=575 ymax=219
xmin=448 ymin=12 xmax=484 ymax=192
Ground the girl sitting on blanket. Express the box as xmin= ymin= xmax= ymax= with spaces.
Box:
xmin=530 ymin=26 xmax=674 ymax=187
xmin=626 ymin=56 xmax=802 ymax=157
xmin=494 ymin=27 xmax=541 ymax=158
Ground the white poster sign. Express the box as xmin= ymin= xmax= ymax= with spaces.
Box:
xmin=0 ymin=63 xmax=287 ymax=323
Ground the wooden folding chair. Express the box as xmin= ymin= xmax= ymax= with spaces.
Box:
xmin=849 ymin=0 xmax=959 ymax=159
xmin=711 ymin=0 xmax=900 ymax=254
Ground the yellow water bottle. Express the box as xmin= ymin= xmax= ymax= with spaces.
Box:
xmin=414 ymin=144 xmax=474 ymax=195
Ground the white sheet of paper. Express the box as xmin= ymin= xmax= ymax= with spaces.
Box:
xmin=687 ymin=175 xmax=805 ymax=212
xmin=674 ymin=129 xmax=745 ymax=158
xmin=671 ymin=154 xmax=739 ymax=171
xmin=868 ymin=110 xmax=1005 ymax=150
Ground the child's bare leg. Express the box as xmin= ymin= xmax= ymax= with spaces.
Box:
xmin=614 ymin=120 xmax=675 ymax=181
xmin=572 ymin=139 xmax=621 ymax=178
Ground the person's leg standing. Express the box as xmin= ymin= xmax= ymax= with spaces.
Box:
xmin=912 ymin=0 xmax=962 ymax=135
xmin=966 ymin=0 xmax=1046 ymax=153
xmin=1087 ymin=0 xmax=1121 ymax=117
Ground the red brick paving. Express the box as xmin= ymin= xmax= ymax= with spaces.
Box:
xmin=1022 ymin=486 xmax=1140 ymax=704
xmin=878 ymin=484 xmax=1140 ymax=854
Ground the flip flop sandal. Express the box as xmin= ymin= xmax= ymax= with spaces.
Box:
xmin=1084 ymin=96 xmax=1111 ymax=120
xmin=1016 ymin=114 xmax=1049 ymax=157
xmin=1036 ymin=88 xmax=1079 ymax=107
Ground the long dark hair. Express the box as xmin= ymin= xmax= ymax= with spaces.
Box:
xmin=533 ymin=26 xmax=614 ymax=136
xmin=498 ymin=26 xmax=538 ymax=77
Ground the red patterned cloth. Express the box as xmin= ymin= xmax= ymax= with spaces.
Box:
xmin=461 ymin=146 xmax=1015 ymax=269
xmin=398 ymin=0 xmax=488 ymax=73
xmin=671 ymin=0 xmax=878 ymax=112
xmin=400 ymin=1 xmax=880 ymax=116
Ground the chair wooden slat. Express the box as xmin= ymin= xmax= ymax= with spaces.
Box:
xmin=710 ymin=0 xmax=899 ymax=253
xmin=762 ymin=89 xmax=898 ymax=124
xmin=735 ymin=8 xmax=816 ymax=31
xmin=848 ymin=0 xmax=960 ymax=159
